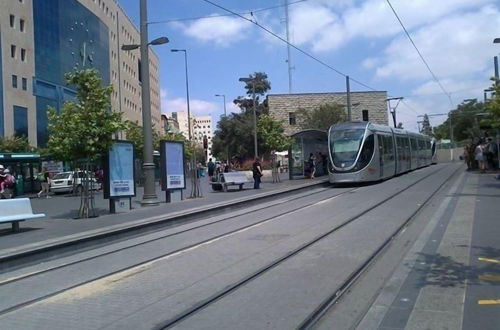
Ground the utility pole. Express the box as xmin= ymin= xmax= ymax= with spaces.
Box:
xmin=284 ymin=0 xmax=293 ymax=93
xmin=346 ymin=76 xmax=351 ymax=121
xmin=139 ymin=0 xmax=159 ymax=206
xmin=387 ymin=97 xmax=403 ymax=128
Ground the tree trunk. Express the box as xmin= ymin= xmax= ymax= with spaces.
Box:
xmin=78 ymin=160 xmax=96 ymax=218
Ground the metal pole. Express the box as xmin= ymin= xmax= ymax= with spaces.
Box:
xmin=222 ymin=94 xmax=227 ymax=116
xmin=139 ymin=0 xmax=159 ymax=206
xmin=346 ymin=75 xmax=352 ymax=121
xmin=252 ymin=82 xmax=258 ymax=159
xmin=284 ymin=0 xmax=293 ymax=93
xmin=494 ymin=56 xmax=499 ymax=84
xmin=449 ymin=112 xmax=454 ymax=162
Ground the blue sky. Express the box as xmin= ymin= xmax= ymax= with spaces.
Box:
xmin=117 ymin=0 xmax=500 ymax=132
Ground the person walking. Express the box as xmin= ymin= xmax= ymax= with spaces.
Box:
xmin=308 ymin=153 xmax=316 ymax=179
xmin=207 ymin=158 xmax=215 ymax=181
xmin=474 ymin=142 xmax=485 ymax=173
xmin=37 ymin=167 xmax=51 ymax=198
xmin=252 ymin=158 xmax=263 ymax=189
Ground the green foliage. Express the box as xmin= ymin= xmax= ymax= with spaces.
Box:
xmin=433 ymin=100 xmax=485 ymax=142
xmin=47 ymin=69 xmax=128 ymax=162
xmin=233 ymin=72 xmax=270 ymax=116
xmin=212 ymin=72 xmax=272 ymax=161
xmin=0 ymin=136 xmax=33 ymax=153
xmin=485 ymin=79 xmax=500 ymax=129
xmin=420 ymin=114 xmax=433 ymax=136
xmin=257 ymin=114 xmax=291 ymax=153
xmin=297 ymin=103 xmax=346 ymax=131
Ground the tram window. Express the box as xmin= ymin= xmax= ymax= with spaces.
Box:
xmin=356 ymin=134 xmax=374 ymax=170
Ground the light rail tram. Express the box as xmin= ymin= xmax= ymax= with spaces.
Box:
xmin=328 ymin=121 xmax=436 ymax=183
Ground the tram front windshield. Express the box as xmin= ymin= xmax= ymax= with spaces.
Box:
xmin=330 ymin=128 xmax=365 ymax=168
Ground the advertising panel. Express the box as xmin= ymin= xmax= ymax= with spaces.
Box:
xmin=105 ymin=141 xmax=135 ymax=198
xmin=161 ymin=141 xmax=185 ymax=190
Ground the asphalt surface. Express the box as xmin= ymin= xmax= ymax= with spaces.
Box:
xmin=0 ymin=164 xmax=498 ymax=329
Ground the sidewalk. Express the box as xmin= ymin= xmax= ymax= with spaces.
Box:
xmin=0 ymin=172 xmax=328 ymax=257
xmin=358 ymin=169 xmax=500 ymax=330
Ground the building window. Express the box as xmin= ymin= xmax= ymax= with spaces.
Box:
xmin=289 ymin=112 xmax=296 ymax=125
xmin=10 ymin=15 xmax=15 ymax=28
xmin=12 ymin=75 xmax=18 ymax=88
xmin=20 ymin=19 xmax=25 ymax=32
xmin=21 ymin=48 xmax=26 ymax=61
xmin=11 ymin=45 xmax=16 ymax=58
xmin=362 ymin=110 xmax=369 ymax=121
xmin=14 ymin=106 xmax=28 ymax=137
xmin=22 ymin=77 xmax=27 ymax=91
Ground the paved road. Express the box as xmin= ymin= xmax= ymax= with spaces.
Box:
xmin=0 ymin=163 xmax=477 ymax=330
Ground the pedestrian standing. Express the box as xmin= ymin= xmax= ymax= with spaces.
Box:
xmin=474 ymin=143 xmax=485 ymax=173
xmin=207 ymin=158 xmax=215 ymax=180
xmin=309 ymin=153 xmax=316 ymax=179
xmin=37 ymin=167 xmax=51 ymax=198
xmin=252 ymin=158 xmax=263 ymax=189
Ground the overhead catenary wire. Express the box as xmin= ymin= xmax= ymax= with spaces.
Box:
xmin=385 ymin=0 xmax=454 ymax=107
xmin=201 ymin=0 xmax=378 ymax=92
xmin=148 ymin=0 xmax=307 ymax=25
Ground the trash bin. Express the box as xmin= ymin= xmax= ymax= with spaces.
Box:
xmin=16 ymin=175 xmax=24 ymax=196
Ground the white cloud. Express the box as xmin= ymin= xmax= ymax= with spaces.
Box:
xmin=161 ymin=88 xmax=218 ymax=116
xmin=172 ymin=15 xmax=251 ymax=46
xmin=373 ymin=6 xmax=500 ymax=81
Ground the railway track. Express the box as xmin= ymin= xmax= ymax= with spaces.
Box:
xmin=153 ymin=164 xmax=458 ymax=329
xmin=0 ymin=164 xmax=459 ymax=329
xmin=0 ymin=185 xmax=355 ymax=316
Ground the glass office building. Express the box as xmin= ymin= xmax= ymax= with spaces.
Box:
xmin=0 ymin=0 xmax=161 ymax=147
xmin=33 ymin=0 xmax=110 ymax=146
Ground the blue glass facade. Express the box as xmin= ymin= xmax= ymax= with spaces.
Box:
xmin=33 ymin=0 xmax=110 ymax=146
xmin=13 ymin=105 xmax=28 ymax=137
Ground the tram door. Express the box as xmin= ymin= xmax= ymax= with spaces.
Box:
xmin=378 ymin=134 xmax=396 ymax=178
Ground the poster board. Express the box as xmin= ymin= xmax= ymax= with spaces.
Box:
xmin=104 ymin=140 xmax=136 ymax=199
xmin=160 ymin=140 xmax=186 ymax=190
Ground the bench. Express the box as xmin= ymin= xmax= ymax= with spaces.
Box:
xmin=0 ymin=198 xmax=45 ymax=232
xmin=210 ymin=172 xmax=251 ymax=192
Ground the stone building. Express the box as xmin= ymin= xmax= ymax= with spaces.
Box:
xmin=0 ymin=0 xmax=161 ymax=147
xmin=268 ymin=91 xmax=388 ymax=135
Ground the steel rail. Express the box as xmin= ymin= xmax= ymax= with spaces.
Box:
xmin=298 ymin=164 xmax=462 ymax=329
xmin=155 ymin=165 xmax=450 ymax=329
xmin=0 ymin=187 xmax=353 ymax=316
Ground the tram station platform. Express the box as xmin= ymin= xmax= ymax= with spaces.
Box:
xmin=355 ymin=169 xmax=500 ymax=330
xmin=0 ymin=173 xmax=328 ymax=259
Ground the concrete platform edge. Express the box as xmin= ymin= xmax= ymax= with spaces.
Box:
xmin=0 ymin=179 xmax=328 ymax=262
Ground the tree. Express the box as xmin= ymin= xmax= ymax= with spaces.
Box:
xmin=0 ymin=136 xmax=33 ymax=153
xmin=257 ymin=114 xmax=291 ymax=154
xmin=485 ymin=79 xmax=500 ymax=129
xmin=297 ymin=103 xmax=346 ymax=131
xmin=212 ymin=72 xmax=272 ymax=162
xmin=433 ymin=100 xmax=485 ymax=142
xmin=47 ymin=69 xmax=128 ymax=218
xmin=420 ymin=114 xmax=433 ymax=136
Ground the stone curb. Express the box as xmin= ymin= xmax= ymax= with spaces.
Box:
xmin=0 ymin=178 xmax=329 ymax=262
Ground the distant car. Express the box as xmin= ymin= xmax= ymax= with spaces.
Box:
xmin=50 ymin=171 xmax=100 ymax=194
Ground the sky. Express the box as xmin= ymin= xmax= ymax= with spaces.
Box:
xmin=116 ymin=0 xmax=500 ymax=133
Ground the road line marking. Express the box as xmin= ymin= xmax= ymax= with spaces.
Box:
xmin=478 ymin=274 xmax=500 ymax=282
xmin=478 ymin=299 xmax=500 ymax=305
xmin=478 ymin=257 xmax=500 ymax=264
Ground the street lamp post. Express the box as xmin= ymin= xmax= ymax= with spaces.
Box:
xmin=121 ymin=0 xmax=168 ymax=207
xmin=239 ymin=78 xmax=258 ymax=159
xmin=171 ymin=49 xmax=201 ymax=198
xmin=215 ymin=94 xmax=229 ymax=164
xmin=214 ymin=94 xmax=226 ymax=116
